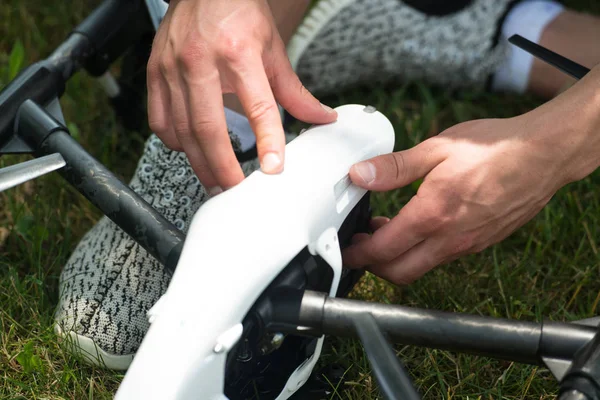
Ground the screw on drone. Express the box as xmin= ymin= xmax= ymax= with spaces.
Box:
xmin=259 ymin=332 xmax=285 ymax=356
xmin=236 ymin=339 xmax=253 ymax=363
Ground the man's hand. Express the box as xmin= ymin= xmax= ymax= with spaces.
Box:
xmin=342 ymin=69 xmax=600 ymax=285
xmin=147 ymin=0 xmax=336 ymax=193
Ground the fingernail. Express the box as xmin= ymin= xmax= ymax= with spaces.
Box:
xmin=321 ymin=103 xmax=335 ymax=113
xmin=261 ymin=152 xmax=282 ymax=173
xmin=208 ymin=186 xmax=223 ymax=196
xmin=354 ymin=162 xmax=376 ymax=185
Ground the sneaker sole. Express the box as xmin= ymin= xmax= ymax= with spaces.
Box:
xmin=54 ymin=324 xmax=134 ymax=371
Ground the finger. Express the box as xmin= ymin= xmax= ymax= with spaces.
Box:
xmin=177 ymin=133 xmax=222 ymax=194
xmin=342 ymin=194 xmax=441 ymax=268
xmin=269 ymin=40 xmax=337 ymax=124
xmin=349 ymin=138 xmax=447 ymax=191
xmin=162 ymin=48 xmax=191 ymax=145
xmin=373 ymin=207 xmax=543 ymax=286
xmin=149 ymin=67 xmax=183 ymax=151
xmin=231 ymin=56 xmax=286 ymax=175
xmin=147 ymin=55 xmax=169 ymax=135
xmin=369 ymin=238 xmax=446 ymax=286
xmin=351 ymin=233 xmax=370 ymax=245
xmin=347 ymin=217 xmax=387 ymax=250
xmin=163 ymin=49 xmax=224 ymax=189
xmin=372 ymin=204 xmax=546 ymax=285
xmin=370 ymin=216 xmax=390 ymax=232
xmin=147 ymin=17 xmax=183 ymax=151
xmin=181 ymin=69 xmax=244 ymax=189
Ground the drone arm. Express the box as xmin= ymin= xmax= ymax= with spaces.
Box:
xmin=275 ymin=291 xmax=596 ymax=367
xmin=15 ymin=100 xmax=185 ymax=270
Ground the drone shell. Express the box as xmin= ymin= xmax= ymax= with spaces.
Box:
xmin=115 ymin=104 xmax=395 ymax=400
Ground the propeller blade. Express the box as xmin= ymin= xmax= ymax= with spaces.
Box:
xmin=0 ymin=153 xmax=66 ymax=192
xmin=352 ymin=312 xmax=421 ymax=400
xmin=508 ymin=34 xmax=590 ymax=80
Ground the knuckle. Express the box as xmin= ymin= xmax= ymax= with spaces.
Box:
xmin=161 ymin=136 xmax=182 ymax=151
xmin=148 ymin=117 xmax=167 ymax=135
xmin=447 ymin=234 xmax=477 ymax=256
xmin=247 ymin=100 xmax=278 ymax=123
xmin=147 ymin=58 xmax=161 ymax=81
xmin=172 ymin=121 xmax=190 ymax=136
xmin=189 ymin=116 xmax=221 ymax=139
xmin=294 ymin=81 xmax=316 ymax=100
xmin=391 ymin=152 xmax=408 ymax=183
xmin=422 ymin=204 xmax=451 ymax=233
xmin=405 ymin=200 xmax=448 ymax=235
xmin=176 ymin=50 xmax=197 ymax=73
xmin=176 ymin=42 xmax=207 ymax=73
xmin=219 ymin=33 xmax=249 ymax=64
xmin=299 ymin=83 xmax=311 ymax=98
xmin=159 ymin=57 xmax=176 ymax=78
xmin=191 ymin=120 xmax=220 ymax=142
xmin=426 ymin=214 xmax=447 ymax=233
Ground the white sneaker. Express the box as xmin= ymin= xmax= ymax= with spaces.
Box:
xmin=289 ymin=0 xmax=517 ymax=95
xmin=54 ymin=128 xmax=262 ymax=370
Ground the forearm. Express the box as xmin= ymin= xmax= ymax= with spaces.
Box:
xmin=524 ymin=64 xmax=600 ymax=186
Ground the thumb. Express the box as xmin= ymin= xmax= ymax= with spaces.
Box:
xmin=349 ymin=139 xmax=445 ymax=191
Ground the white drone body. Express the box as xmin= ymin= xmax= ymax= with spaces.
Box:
xmin=114 ymin=104 xmax=395 ymax=399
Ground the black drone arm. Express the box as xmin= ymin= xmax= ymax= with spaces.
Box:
xmin=269 ymin=290 xmax=600 ymax=399
xmin=0 ymin=0 xmax=153 ymax=152
xmin=0 ymin=0 xmax=184 ymax=270
xmin=272 ymin=290 xmax=596 ymax=365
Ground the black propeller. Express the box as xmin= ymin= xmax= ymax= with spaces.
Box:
xmin=508 ymin=34 xmax=590 ymax=80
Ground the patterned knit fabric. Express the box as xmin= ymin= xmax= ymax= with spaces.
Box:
xmin=290 ymin=0 xmax=516 ymax=95
xmin=54 ymin=134 xmax=260 ymax=366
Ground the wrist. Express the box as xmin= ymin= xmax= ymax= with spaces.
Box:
xmin=526 ymin=64 xmax=600 ymax=186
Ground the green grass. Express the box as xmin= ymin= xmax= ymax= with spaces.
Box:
xmin=2 ymin=0 xmax=600 ymax=399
